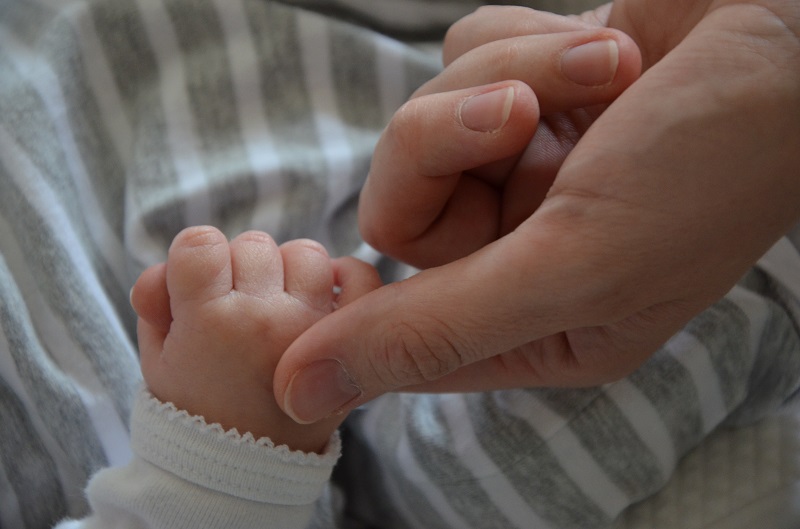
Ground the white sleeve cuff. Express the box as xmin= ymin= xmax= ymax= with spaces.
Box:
xmin=130 ymin=389 xmax=341 ymax=506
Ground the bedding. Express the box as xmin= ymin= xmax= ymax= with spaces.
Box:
xmin=615 ymin=396 xmax=800 ymax=529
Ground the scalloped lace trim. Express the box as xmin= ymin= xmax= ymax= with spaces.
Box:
xmin=138 ymin=390 xmax=340 ymax=463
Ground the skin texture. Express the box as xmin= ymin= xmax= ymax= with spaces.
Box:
xmin=131 ymin=226 xmax=381 ymax=452
xmin=274 ymin=1 xmax=800 ymax=424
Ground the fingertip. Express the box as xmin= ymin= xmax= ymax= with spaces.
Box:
xmin=359 ymin=80 xmax=539 ymax=259
xmin=332 ymin=256 xmax=383 ymax=307
xmin=557 ymin=30 xmax=641 ymax=92
xmin=228 ymin=230 xmax=283 ymax=295
xmin=279 ymin=238 xmax=335 ymax=311
xmin=167 ymin=225 xmax=233 ymax=303
xmin=608 ymin=30 xmax=642 ymax=87
xmin=280 ymin=358 xmax=363 ymax=424
xmin=458 ymin=85 xmax=516 ymax=133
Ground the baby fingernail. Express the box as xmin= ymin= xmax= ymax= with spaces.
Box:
xmin=284 ymin=359 xmax=362 ymax=424
xmin=459 ymin=86 xmax=515 ymax=132
xmin=561 ymin=39 xmax=619 ymax=86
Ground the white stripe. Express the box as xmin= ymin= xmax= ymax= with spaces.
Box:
xmin=212 ymin=0 xmax=285 ymax=235
xmin=664 ymin=330 xmax=729 ymax=434
xmin=360 ymin=397 xmax=468 ymax=529
xmin=0 ymin=210 xmax=134 ymax=397
xmin=29 ymin=0 xmax=163 ymax=267
xmin=351 ymin=242 xmax=384 ymax=266
xmin=296 ymin=12 xmax=355 ymax=237
xmin=75 ymin=385 xmax=133 ymax=467
xmin=396 ymin=428 xmax=470 ymax=529
xmin=0 ymin=126 xmax=136 ymax=466
xmin=135 ymin=0 xmax=211 ymax=227
xmin=493 ymin=390 xmax=568 ymax=437
xmin=67 ymin=2 xmax=167 ymax=265
xmin=0 ymin=286 xmax=84 ymax=514
xmin=29 ymin=0 xmax=134 ymax=162
xmin=0 ymin=30 xmax=128 ymax=288
xmin=605 ymin=379 xmax=676 ymax=476
xmin=495 ymin=392 xmax=630 ymax=518
xmin=441 ymin=394 xmax=554 ymax=529
xmin=354 ymin=405 xmax=429 ymax=529
xmin=63 ymin=0 xmax=135 ymax=165
xmin=757 ymin=237 xmax=800 ymax=324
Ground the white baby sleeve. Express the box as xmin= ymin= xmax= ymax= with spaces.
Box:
xmin=56 ymin=390 xmax=340 ymax=529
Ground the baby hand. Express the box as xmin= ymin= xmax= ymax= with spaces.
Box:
xmin=130 ymin=226 xmax=381 ymax=453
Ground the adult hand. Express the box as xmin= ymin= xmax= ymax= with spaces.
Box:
xmin=275 ymin=1 xmax=800 ymax=424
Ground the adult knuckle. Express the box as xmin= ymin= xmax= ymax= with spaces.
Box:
xmin=377 ymin=318 xmax=464 ymax=386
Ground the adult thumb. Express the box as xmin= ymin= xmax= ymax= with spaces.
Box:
xmin=273 ymin=234 xmax=572 ymax=424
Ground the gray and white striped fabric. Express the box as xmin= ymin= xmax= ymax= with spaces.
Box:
xmin=1 ymin=0 xmax=799 ymax=528
xmin=340 ymin=257 xmax=800 ymax=528
xmin=0 ymin=0 xmax=445 ymax=523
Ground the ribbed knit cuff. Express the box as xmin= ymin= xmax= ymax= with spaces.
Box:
xmin=131 ymin=389 xmax=341 ymax=505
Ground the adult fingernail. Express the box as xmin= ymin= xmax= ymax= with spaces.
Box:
xmin=561 ymin=40 xmax=619 ymax=86
xmin=284 ymin=359 xmax=362 ymax=424
xmin=459 ymin=86 xmax=514 ymax=132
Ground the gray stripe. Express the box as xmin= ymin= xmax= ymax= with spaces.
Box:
xmin=685 ymin=298 xmax=752 ymax=410
xmin=563 ymin=392 xmax=664 ymax=501
xmin=0 ymin=254 xmax=108 ymax=486
xmin=331 ymin=19 xmax=443 ymax=254
xmin=403 ymin=395 xmax=516 ymax=529
xmin=403 ymin=46 xmax=443 ymax=96
xmin=0 ymin=51 xmax=135 ymax=340
xmin=326 ymin=24 xmax=411 ymax=254
xmin=40 ymin=15 xmax=128 ymax=239
xmin=528 ymin=383 xmax=666 ymax=500
xmin=165 ymin=0 xmax=258 ymax=234
xmin=787 ymin=224 xmax=800 ymax=254
xmin=336 ymin=413 xmax=443 ymax=529
xmin=0 ymin=377 xmax=67 ymax=528
xmin=90 ymin=0 xmax=187 ymax=245
xmin=465 ymin=392 xmax=609 ymax=528
xmin=534 ymin=386 xmax=605 ymax=419
xmin=627 ymin=352 xmax=703 ymax=456
xmin=728 ymin=272 xmax=800 ymax=425
xmin=0 ymin=168 xmax=139 ymax=421
xmin=244 ymin=1 xmax=329 ymax=243
xmin=330 ymin=26 xmax=385 ymax=137
xmin=0 ymin=54 xmax=79 ymax=209
xmin=0 ymin=449 xmax=24 ymax=529
xmin=0 ymin=0 xmax=58 ymax=46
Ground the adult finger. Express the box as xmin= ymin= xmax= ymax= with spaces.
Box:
xmin=416 ymin=29 xmax=642 ymax=114
xmin=275 ymin=3 xmax=800 ymax=424
xmin=274 ymin=211 xmax=690 ymax=423
xmin=359 ymin=80 xmax=540 ymax=269
xmin=442 ymin=5 xmax=593 ymax=66
xmin=274 ymin=232 xmax=576 ymax=424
